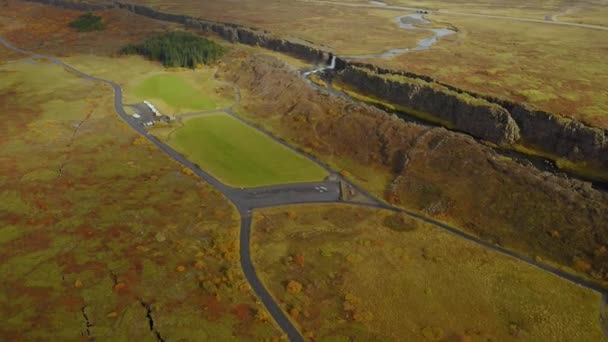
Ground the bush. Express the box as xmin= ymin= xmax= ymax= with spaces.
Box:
xmin=69 ymin=12 xmax=105 ymax=32
xmin=121 ymin=31 xmax=225 ymax=68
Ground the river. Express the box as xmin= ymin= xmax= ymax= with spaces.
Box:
xmin=340 ymin=13 xmax=455 ymax=59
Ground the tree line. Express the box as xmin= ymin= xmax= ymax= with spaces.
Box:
xmin=69 ymin=12 xmax=105 ymax=32
xmin=121 ymin=32 xmax=225 ymax=68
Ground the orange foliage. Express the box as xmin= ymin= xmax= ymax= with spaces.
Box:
xmin=293 ymin=254 xmax=304 ymax=267
xmin=286 ymin=280 xmax=302 ymax=294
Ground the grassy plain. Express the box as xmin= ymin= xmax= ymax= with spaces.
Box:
xmin=0 ymin=0 xmax=179 ymax=55
xmin=62 ymin=54 xmax=236 ymax=115
xmin=0 ymin=5 xmax=283 ymax=339
xmin=251 ymin=204 xmax=603 ymax=341
xmin=164 ymin=113 xmax=328 ymax=187
xmin=128 ymin=0 xmax=429 ymax=55
xmin=131 ymin=71 xmax=231 ymax=114
xmin=0 ymin=59 xmax=282 ymax=340
xmin=329 ymin=0 xmax=608 ymax=24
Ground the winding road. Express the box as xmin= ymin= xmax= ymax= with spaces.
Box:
xmin=2 ymin=35 xmax=608 ymax=341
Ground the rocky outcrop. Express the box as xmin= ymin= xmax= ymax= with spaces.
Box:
xmin=330 ymin=59 xmax=608 ymax=172
xmin=337 ymin=66 xmax=520 ymax=145
xmin=334 ymin=64 xmax=608 ymax=173
xmin=505 ymin=103 xmax=608 ymax=165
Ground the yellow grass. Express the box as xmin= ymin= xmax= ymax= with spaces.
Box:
xmin=251 ymin=204 xmax=604 ymax=341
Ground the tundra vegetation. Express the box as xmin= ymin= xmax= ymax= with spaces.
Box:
xmin=1 ymin=0 xmax=608 ymax=339
xmin=0 ymin=59 xmax=281 ymax=340
xmin=0 ymin=3 xmax=282 ymax=339
xmin=251 ymin=204 xmax=602 ymax=341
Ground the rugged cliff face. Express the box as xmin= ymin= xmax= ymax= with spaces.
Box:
xmin=335 ymin=66 xmax=520 ymax=145
xmin=23 ymin=0 xmax=608 ymax=179
xmin=332 ymin=64 xmax=608 ymax=178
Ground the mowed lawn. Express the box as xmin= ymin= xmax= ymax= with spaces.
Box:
xmin=169 ymin=114 xmax=328 ymax=187
xmin=133 ymin=72 xmax=218 ymax=113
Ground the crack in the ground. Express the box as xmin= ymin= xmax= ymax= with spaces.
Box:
xmin=108 ymin=270 xmax=118 ymax=287
xmin=58 ymin=106 xmax=95 ymax=177
xmin=139 ymin=299 xmax=165 ymax=342
xmin=81 ymin=305 xmax=92 ymax=338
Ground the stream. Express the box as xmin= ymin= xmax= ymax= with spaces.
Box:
xmin=340 ymin=13 xmax=455 ymax=59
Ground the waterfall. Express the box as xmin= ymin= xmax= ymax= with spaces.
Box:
xmin=329 ymin=55 xmax=336 ymax=69
xmin=303 ymin=55 xmax=336 ymax=76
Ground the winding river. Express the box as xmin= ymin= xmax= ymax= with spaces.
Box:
xmin=340 ymin=13 xmax=455 ymax=59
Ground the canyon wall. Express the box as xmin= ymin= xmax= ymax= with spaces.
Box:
xmin=23 ymin=0 xmax=608 ymax=176
xmin=338 ymin=61 xmax=608 ymax=172
xmin=335 ymin=66 xmax=520 ymax=145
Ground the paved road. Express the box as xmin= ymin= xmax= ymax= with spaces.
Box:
xmin=297 ymin=0 xmax=608 ymax=31
xmin=2 ymin=35 xmax=608 ymax=340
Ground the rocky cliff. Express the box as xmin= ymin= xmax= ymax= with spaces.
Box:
xmin=335 ymin=66 xmax=520 ymax=145
xmin=334 ymin=64 xmax=608 ymax=177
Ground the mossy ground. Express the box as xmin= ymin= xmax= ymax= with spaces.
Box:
xmin=251 ymin=204 xmax=603 ymax=341
xmin=0 ymin=56 xmax=281 ymax=340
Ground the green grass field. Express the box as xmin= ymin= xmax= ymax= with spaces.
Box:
xmin=63 ymin=55 xmax=235 ymax=115
xmin=167 ymin=113 xmax=328 ymax=187
xmin=133 ymin=72 xmax=216 ymax=113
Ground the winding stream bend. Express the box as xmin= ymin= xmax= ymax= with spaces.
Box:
xmin=340 ymin=13 xmax=455 ymax=59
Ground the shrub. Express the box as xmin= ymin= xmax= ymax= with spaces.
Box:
xmin=121 ymin=31 xmax=224 ymax=68
xmin=69 ymin=12 xmax=105 ymax=32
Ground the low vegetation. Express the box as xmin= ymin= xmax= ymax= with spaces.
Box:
xmin=0 ymin=39 xmax=280 ymax=342
xmin=160 ymin=113 xmax=328 ymax=187
xmin=0 ymin=0 xmax=181 ymax=56
xmin=251 ymin=204 xmax=603 ymax=341
xmin=121 ymin=31 xmax=224 ymax=68
xmin=68 ymin=12 xmax=104 ymax=32
xmin=126 ymin=0 xmax=428 ymax=55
